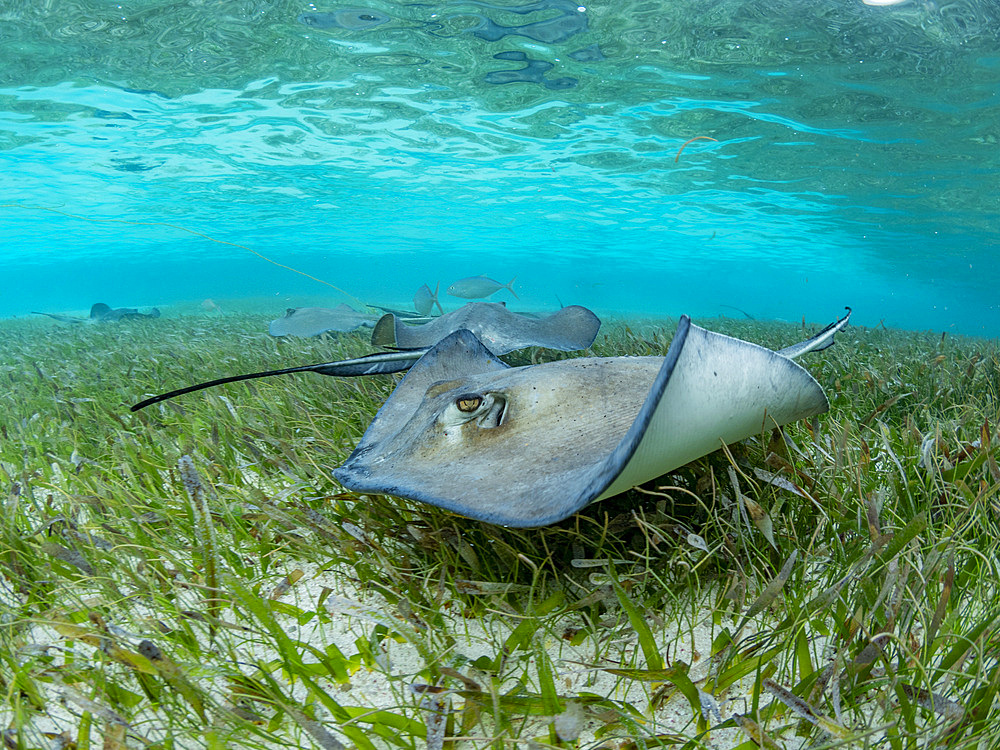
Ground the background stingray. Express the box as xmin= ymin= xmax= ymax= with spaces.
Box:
xmin=268 ymin=304 xmax=378 ymax=337
xmin=336 ymin=309 xmax=851 ymax=527
xmin=371 ymin=302 xmax=601 ymax=356
xmin=33 ymin=302 xmax=160 ymax=323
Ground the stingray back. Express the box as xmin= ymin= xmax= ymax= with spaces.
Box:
xmin=336 ymin=320 xmax=829 ymax=527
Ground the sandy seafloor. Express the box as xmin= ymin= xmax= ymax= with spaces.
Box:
xmin=8 ymin=555 xmax=755 ymax=749
xmin=2 ymin=296 xmax=919 ymax=749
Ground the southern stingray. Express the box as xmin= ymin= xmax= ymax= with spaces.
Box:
xmin=34 ymin=302 xmax=161 ymax=323
xmin=269 ymin=304 xmax=379 ymax=337
xmin=371 ymin=302 xmax=601 ymax=356
xmin=132 ymin=308 xmax=850 ymax=528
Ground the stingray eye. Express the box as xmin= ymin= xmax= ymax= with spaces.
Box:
xmin=441 ymin=392 xmax=506 ymax=430
xmin=456 ymin=395 xmax=483 ymax=413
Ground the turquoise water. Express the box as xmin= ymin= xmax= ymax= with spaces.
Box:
xmin=2 ymin=0 xmax=998 ymax=335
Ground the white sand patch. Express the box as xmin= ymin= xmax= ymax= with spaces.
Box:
xmin=256 ymin=565 xmax=775 ymax=748
xmin=2 ymin=535 xmax=816 ymax=749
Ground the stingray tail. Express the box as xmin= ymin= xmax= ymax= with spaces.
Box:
xmin=778 ymin=307 xmax=852 ymax=360
xmin=130 ymin=350 xmax=423 ymax=412
xmin=33 ymin=311 xmax=85 ymax=323
xmin=505 ymin=276 xmax=519 ymax=300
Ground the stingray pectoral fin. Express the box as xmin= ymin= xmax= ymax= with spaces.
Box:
xmin=372 ymin=311 xmax=456 ymax=350
xmin=90 ymin=303 xmax=112 ymax=320
xmin=534 ymin=305 xmax=602 ymax=350
xmin=371 ymin=313 xmax=400 ymax=348
xmin=595 ymin=318 xmax=830 ymax=500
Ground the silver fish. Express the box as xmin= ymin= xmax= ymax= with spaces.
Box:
xmin=446 ymin=275 xmax=518 ymax=300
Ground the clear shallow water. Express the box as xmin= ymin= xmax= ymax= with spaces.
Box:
xmin=2 ymin=0 xmax=998 ymax=335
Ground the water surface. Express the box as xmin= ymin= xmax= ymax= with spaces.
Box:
xmin=2 ymin=0 xmax=998 ymax=334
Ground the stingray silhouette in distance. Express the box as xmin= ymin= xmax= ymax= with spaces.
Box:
xmin=34 ymin=302 xmax=161 ymax=323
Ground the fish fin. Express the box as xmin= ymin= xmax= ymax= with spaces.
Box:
xmin=506 ymin=276 xmax=519 ymax=299
xmin=433 ymin=281 xmax=444 ymax=315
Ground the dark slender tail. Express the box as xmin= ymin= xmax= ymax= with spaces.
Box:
xmin=719 ymin=304 xmax=754 ymax=320
xmin=130 ymin=350 xmax=424 ymax=411
xmin=778 ymin=307 xmax=852 ymax=360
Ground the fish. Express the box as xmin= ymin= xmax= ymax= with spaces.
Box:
xmin=447 ymin=276 xmax=518 ymax=300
